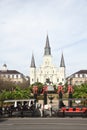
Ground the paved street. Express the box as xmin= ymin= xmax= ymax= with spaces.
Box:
xmin=0 ymin=117 xmax=87 ymax=130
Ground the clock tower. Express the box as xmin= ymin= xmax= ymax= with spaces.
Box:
xmin=43 ymin=35 xmax=52 ymax=67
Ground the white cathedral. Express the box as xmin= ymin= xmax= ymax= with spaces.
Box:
xmin=30 ymin=35 xmax=66 ymax=85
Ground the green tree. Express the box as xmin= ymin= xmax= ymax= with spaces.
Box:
xmin=12 ymin=86 xmax=31 ymax=99
xmin=73 ymin=83 xmax=87 ymax=98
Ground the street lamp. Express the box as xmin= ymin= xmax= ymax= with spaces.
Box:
xmin=57 ymin=85 xmax=64 ymax=108
xmin=68 ymin=85 xmax=74 ymax=107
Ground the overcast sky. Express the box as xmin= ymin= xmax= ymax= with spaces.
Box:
xmin=0 ymin=0 xmax=87 ymax=76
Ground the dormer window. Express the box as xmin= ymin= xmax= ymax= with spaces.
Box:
xmin=75 ymin=74 xmax=78 ymax=77
xmin=80 ymin=74 xmax=82 ymax=78
xmin=85 ymin=74 xmax=87 ymax=77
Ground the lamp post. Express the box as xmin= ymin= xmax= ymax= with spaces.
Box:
xmin=42 ymin=85 xmax=48 ymax=105
xmin=32 ymin=86 xmax=38 ymax=102
xmin=41 ymin=85 xmax=48 ymax=117
xmin=68 ymin=85 xmax=73 ymax=107
xmin=57 ymin=85 xmax=64 ymax=108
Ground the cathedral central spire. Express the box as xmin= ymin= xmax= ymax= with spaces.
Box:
xmin=30 ymin=53 xmax=36 ymax=68
xmin=44 ymin=35 xmax=51 ymax=55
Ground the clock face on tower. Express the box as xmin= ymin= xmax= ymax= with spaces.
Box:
xmin=45 ymin=59 xmax=49 ymax=66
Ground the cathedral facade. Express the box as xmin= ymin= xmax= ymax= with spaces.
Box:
xmin=30 ymin=35 xmax=66 ymax=85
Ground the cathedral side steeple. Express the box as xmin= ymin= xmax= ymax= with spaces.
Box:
xmin=44 ymin=35 xmax=51 ymax=55
xmin=30 ymin=54 xmax=36 ymax=68
xmin=60 ymin=53 xmax=65 ymax=67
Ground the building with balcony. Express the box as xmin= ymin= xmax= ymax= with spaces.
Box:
xmin=0 ymin=64 xmax=25 ymax=83
xmin=67 ymin=70 xmax=87 ymax=85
